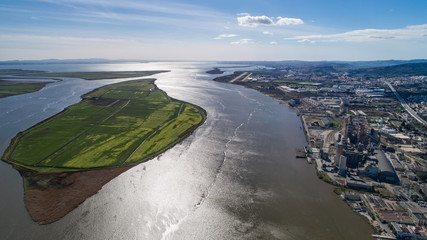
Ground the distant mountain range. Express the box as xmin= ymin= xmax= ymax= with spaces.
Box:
xmin=219 ymin=59 xmax=427 ymax=70
xmin=339 ymin=59 xmax=427 ymax=68
xmin=1 ymin=59 xmax=426 ymax=77
xmin=349 ymin=62 xmax=427 ymax=77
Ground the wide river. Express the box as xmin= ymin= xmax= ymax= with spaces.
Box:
xmin=0 ymin=62 xmax=373 ymax=239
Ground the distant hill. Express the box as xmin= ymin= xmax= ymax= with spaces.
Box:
xmin=342 ymin=59 xmax=427 ymax=69
xmin=0 ymin=59 xmax=149 ymax=65
xmin=219 ymin=59 xmax=427 ymax=72
xmin=349 ymin=62 xmax=427 ymax=77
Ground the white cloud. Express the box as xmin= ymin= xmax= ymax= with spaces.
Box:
xmin=237 ymin=15 xmax=274 ymax=27
xmin=231 ymin=38 xmax=253 ymax=44
xmin=237 ymin=14 xmax=304 ymax=28
xmin=214 ymin=34 xmax=238 ymax=39
xmin=288 ymin=24 xmax=427 ymax=42
xmin=276 ymin=17 xmax=304 ymax=26
xmin=297 ymin=39 xmax=315 ymax=44
xmin=37 ymin=0 xmax=225 ymax=18
xmin=237 ymin=13 xmax=250 ymax=16
xmin=270 ymin=41 xmax=277 ymax=45
xmin=9 ymin=1 xmax=229 ymax=31
xmin=263 ymin=31 xmax=273 ymax=35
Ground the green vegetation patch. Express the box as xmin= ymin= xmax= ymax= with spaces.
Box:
xmin=0 ymin=69 xmax=44 ymax=75
xmin=29 ymin=71 xmax=168 ymax=80
xmin=2 ymin=79 xmax=206 ymax=172
xmin=0 ymin=81 xmax=52 ymax=98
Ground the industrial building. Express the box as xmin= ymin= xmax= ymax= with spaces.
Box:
xmin=374 ymin=150 xmax=400 ymax=185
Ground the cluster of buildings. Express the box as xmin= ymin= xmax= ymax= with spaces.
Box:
xmin=345 ymin=193 xmax=427 ymax=238
xmin=217 ymin=64 xmax=427 ymax=238
xmin=252 ymin=69 xmax=426 ymax=239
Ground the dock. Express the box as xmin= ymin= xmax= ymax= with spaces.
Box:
xmin=295 ymin=148 xmax=307 ymax=158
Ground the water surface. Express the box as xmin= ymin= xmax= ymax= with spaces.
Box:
xmin=0 ymin=62 xmax=373 ymax=239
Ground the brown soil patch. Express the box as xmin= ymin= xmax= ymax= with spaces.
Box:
xmin=24 ymin=167 xmax=129 ymax=224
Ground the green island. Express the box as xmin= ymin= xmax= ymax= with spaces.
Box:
xmin=2 ymin=78 xmax=206 ymax=172
xmin=0 ymin=80 xmax=53 ymax=98
xmin=1 ymin=76 xmax=206 ymax=224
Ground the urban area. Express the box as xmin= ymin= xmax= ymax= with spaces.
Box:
xmin=215 ymin=61 xmax=427 ymax=239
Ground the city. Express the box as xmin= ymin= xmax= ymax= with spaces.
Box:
xmin=215 ymin=61 xmax=427 ymax=239
xmin=1 ymin=0 xmax=426 ymax=239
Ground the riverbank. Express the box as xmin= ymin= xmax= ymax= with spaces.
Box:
xmin=212 ymin=70 xmax=380 ymax=236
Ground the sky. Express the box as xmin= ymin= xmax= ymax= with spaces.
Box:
xmin=0 ymin=0 xmax=426 ymax=61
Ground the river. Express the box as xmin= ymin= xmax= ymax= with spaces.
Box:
xmin=0 ymin=62 xmax=373 ymax=239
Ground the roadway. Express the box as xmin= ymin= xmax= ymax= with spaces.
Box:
xmin=385 ymin=82 xmax=427 ymax=126
xmin=229 ymin=72 xmax=248 ymax=83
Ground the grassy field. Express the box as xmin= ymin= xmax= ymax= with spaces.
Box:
xmin=29 ymin=71 xmax=168 ymax=80
xmin=0 ymin=81 xmax=52 ymax=98
xmin=2 ymin=79 xmax=206 ymax=172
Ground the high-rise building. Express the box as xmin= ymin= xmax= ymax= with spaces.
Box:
xmin=339 ymin=98 xmax=349 ymax=115
xmin=339 ymin=155 xmax=347 ymax=176
xmin=335 ymin=143 xmax=344 ymax=166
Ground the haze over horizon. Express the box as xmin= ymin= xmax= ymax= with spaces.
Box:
xmin=1 ymin=0 xmax=426 ymax=61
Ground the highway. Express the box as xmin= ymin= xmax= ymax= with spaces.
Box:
xmin=385 ymin=82 xmax=427 ymax=126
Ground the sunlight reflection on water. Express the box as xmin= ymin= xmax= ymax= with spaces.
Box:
xmin=0 ymin=62 xmax=373 ymax=240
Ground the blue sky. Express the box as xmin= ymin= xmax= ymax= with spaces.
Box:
xmin=0 ymin=0 xmax=426 ymax=61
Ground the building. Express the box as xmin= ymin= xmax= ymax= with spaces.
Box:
xmin=377 ymin=210 xmax=413 ymax=224
xmin=321 ymin=118 xmax=333 ymax=127
xmin=412 ymin=213 xmax=427 ymax=226
xmin=339 ymin=98 xmax=349 ymax=115
xmin=374 ymin=150 xmax=400 ymax=185
xmin=335 ymin=143 xmax=344 ymax=166
xmin=346 ymin=179 xmax=374 ymax=191
xmin=344 ymin=150 xmax=365 ymax=168
xmin=339 ymin=155 xmax=347 ymax=176
xmin=360 ymin=164 xmax=379 ymax=179
xmin=344 ymin=194 xmax=361 ymax=201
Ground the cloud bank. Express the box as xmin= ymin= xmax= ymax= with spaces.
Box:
xmin=288 ymin=24 xmax=427 ymax=42
xmin=237 ymin=14 xmax=303 ymax=27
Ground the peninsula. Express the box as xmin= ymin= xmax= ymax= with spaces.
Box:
xmin=2 ymin=75 xmax=206 ymax=224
